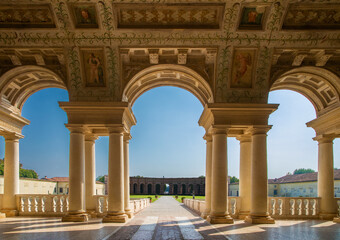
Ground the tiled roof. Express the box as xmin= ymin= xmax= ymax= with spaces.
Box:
xmin=269 ymin=169 xmax=340 ymax=184
xmin=45 ymin=177 xmax=69 ymax=182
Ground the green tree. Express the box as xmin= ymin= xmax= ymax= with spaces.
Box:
xmin=230 ymin=176 xmax=239 ymax=183
xmin=198 ymin=175 xmax=205 ymax=178
xmin=293 ymin=168 xmax=315 ymax=175
xmin=0 ymin=159 xmax=38 ymax=179
xmin=97 ymin=176 xmax=105 ymax=183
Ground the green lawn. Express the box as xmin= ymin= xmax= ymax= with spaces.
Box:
xmin=130 ymin=195 xmax=205 ymax=203
xmin=171 ymin=195 xmax=205 ymax=203
xmin=130 ymin=195 xmax=158 ymax=203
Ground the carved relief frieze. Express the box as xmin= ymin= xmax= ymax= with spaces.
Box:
xmin=0 ymin=4 xmax=56 ymax=28
xmin=282 ymin=3 xmax=340 ymax=30
xmin=113 ymin=3 xmax=225 ymax=29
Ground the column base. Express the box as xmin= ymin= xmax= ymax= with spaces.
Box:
xmin=62 ymin=212 xmax=89 ymax=222
xmin=1 ymin=209 xmax=18 ymax=217
xmin=102 ymin=213 xmax=128 ymax=223
xmin=0 ymin=212 xmax=6 ymax=218
xmin=319 ymin=213 xmax=338 ymax=220
xmin=333 ymin=217 xmax=340 ymax=223
xmin=245 ymin=215 xmax=275 ymax=224
xmin=207 ymin=214 xmax=234 ymax=224
xmin=238 ymin=211 xmax=250 ymax=220
xmin=86 ymin=210 xmax=97 ymax=218
xmin=125 ymin=210 xmax=134 ymax=218
xmin=201 ymin=211 xmax=209 ymax=219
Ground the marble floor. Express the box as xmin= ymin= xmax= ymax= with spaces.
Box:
xmin=0 ymin=196 xmax=339 ymax=240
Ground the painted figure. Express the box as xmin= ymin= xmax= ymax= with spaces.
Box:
xmin=87 ymin=53 xmax=103 ymax=84
xmin=233 ymin=53 xmax=252 ymax=86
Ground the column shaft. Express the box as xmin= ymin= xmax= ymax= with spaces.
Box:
xmin=202 ymin=135 xmax=212 ymax=219
xmin=2 ymin=136 xmax=20 ymax=216
xmin=317 ymin=137 xmax=337 ymax=220
xmin=207 ymin=132 xmax=233 ymax=224
xmin=103 ymin=131 xmax=127 ymax=223
xmin=62 ymin=129 xmax=88 ymax=222
xmin=245 ymin=129 xmax=274 ymax=224
xmin=124 ymin=134 xmax=133 ymax=218
xmin=85 ymin=136 xmax=97 ymax=213
xmin=238 ymin=136 xmax=252 ymax=219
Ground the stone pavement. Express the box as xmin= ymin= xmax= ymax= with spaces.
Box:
xmin=1 ymin=197 xmax=340 ymax=240
xmin=107 ymin=196 xmax=226 ymax=240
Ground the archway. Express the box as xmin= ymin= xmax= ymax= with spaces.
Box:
xmin=155 ymin=184 xmax=161 ymax=195
xmin=181 ymin=184 xmax=186 ymax=195
xmin=269 ymin=66 xmax=340 ymax=218
xmin=133 ymin=183 xmax=138 ymax=194
xmin=122 ymin=64 xmax=214 ymax=107
xmin=147 ymin=184 xmax=152 ymax=194
xmin=140 ymin=183 xmax=144 ymax=194
xmin=174 ymin=184 xmax=178 ymax=195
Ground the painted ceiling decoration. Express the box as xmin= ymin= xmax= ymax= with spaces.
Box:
xmin=0 ymin=0 xmax=338 ymax=116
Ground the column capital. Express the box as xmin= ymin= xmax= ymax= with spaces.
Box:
xmin=314 ymin=134 xmax=336 ymax=143
xmin=203 ymin=134 xmax=212 ymax=142
xmin=65 ymin=124 xmax=85 ymax=134
xmin=211 ymin=126 xmax=229 ymax=135
xmin=236 ymin=134 xmax=252 ymax=142
xmin=108 ymin=126 xmax=125 ymax=134
xmin=123 ymin=133 xmax=132 ymax=141
xmin=247 ymin=126 xmax=272 ymax=135
xmin=85 ymin=134 xmax=98 ymax=142
xmin=3 ymin=132 xmax=23 ymax=141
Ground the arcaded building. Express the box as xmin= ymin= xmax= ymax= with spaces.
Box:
xmin=0 ymin=0 xmax=339 ymax=228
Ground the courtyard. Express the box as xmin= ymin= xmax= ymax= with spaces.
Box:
xmin=1 ymin=197 xmax=339 ymax=240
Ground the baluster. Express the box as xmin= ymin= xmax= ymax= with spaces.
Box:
xmin=277 ymin=199 xmax=283 ymax=216
xmin=20 ymin=197 xmax=25 ymax=212
xmin=290 ymin=199 xmax=295 ymax=216
xmin=39 ymin=197 xmax=45 ymax=213
xmin=60 ymin=197 xmax=65 ymax=212
xmin=27 ymin=197 xmax=32 ymax=212
xmin=104 ymin=197 xmax=108 ymax=213
xmin=32 ymin=197 xmax=38 ymax=213
xmin=304 ymin=199 xmax=309 ymax=216
xmin=337 ymin=200 xmax=340 ymax=216
xmin=311 ymin=199 xmax=317 ymax=216
xmin=297 ymin=199 xmax=302 ymax=215
xmin=52 ymin=197 xmax=57 ymax=212
xmin=270 ymin=198 xmax=276 ymax=216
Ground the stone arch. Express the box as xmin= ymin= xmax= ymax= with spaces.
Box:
xmin=140 ymin=183 xmax=144 ymax=194
xmin=122 ymin=64 xmax=214 ymax=107
xmin=0 ymin=66 xmax=67 ymax=113
xmin=173 ymin=184 xmax=178 ymax=195
xmin=155 ymin=184 xmax=161 ymax=195
xmin=133 ymin=183 xmax=138 ymax=194
xmin=147 ymin=184 xmax=152 ymax=194
xmin=270 ymin=67 xmax=340 ymax=117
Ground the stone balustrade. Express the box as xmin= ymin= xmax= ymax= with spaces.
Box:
xmin=16 ymin=194 xmax=69 ymax=216
xmin=268 ymin=197 xmax=320 ymax=219
xmin=183 ymin=197 xmax=338 ymax=220
xmin=94 ymin=195 xmax=150 ymax=217
xmin=12 ymin=194 xmax=150 ymax=217
xmin=184 ymin=197 xmax=241 ymax=218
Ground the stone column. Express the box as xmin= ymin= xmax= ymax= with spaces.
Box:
xmin=2 ymin=134 xmax=21 ymax=217
xmin=124 ymin=133 xmax=133 ymax=218
xmin=201 ymin=134 xmax=212 ymax=219
xmin=62 ymin=128 xmax=88 ymax=222
xmin=237 ymin=135 xmax=252 ymax=220
xmin=85 ymin=134 xmax=98 ymax=215
xmin=245 ymin=127 xmax=274 ymax=224
xmin=207 ymin=130 xmax=233 ymax=224
xmin=316 ymin=136 xmax=337 ymax=220
xmin=103 ymin=129 xmax=127 ymax=223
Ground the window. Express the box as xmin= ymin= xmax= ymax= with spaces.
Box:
xmin=274 ymin=190 xmax=278 ymax=195
xmin=59 ymin=188 xmax=63 ymax=193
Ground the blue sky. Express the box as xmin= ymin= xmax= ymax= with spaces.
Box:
xmin=0 ymin=87 xmax=338 ymax=179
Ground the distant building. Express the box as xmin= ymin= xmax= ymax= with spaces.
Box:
xmin=0 ymin=176 xmax=105 ymax=195
xmin=229 ymin=170 xmax=340 ymax=197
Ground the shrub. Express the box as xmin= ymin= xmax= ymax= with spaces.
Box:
xmin=181 ymin=197 xmax=186 ymax=203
